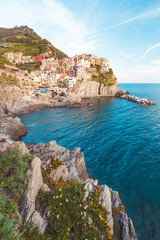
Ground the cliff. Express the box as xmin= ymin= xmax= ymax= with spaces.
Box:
xmin=0 ymin=114 xmax=137 ymax=240
xmin=74 ymin=78 xmax=119 ymax=98
xmin=74 ymin=67 xmax=119 ymax=98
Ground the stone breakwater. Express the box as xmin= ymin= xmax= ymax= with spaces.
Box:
xmin=116 ymin=90 xmax=154 ymax=106
xmin=0 ymin=114 xmax=137 ymax=240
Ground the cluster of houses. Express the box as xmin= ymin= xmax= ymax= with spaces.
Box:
xmin=4 ymin=52 xmax=110 ymax=89
xmin=4 ymin=52 xmax=46 ymax=65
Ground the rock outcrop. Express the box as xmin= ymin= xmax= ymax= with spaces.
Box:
xmin=0 ymin=134 xmax=29 ymax=157
xmin=49 ymin=165 xmax=69 ymax=181
xmin=20 ymin=156 xmax=43 ymax=221
xmin=0 ymin=87 xmax=82 ymax=115
xmin=74 ymin=78 xmax=119 ymax=98
xmin=115 ymin=212 xmax=137 ymax=240
xmin=0 ymin=116 xmax=27 ymax=141
xmin=27 ymin=141 xmax=88 ymax=181
xmin=100 ymin=185 xmax=114 ymax=234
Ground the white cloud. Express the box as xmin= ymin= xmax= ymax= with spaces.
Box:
xmin=117 ymin=63 xmax=160 ymax=83
xmin=107 ymin=7 xmax=160 ymax=29
xmin=142 ymin=43 xmax=160 ymax=59
xmin=151 ymin=58 xmax=160 ymax=64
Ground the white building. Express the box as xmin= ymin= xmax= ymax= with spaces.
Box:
xmin=65 ymin=77 xmax=77 ymax=88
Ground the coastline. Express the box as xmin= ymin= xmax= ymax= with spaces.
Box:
xmin=0 ymin=95 xmax=137 ymax=239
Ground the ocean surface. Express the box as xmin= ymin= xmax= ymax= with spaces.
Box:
xmin=20 ymin=84 xmax=160 ymax=240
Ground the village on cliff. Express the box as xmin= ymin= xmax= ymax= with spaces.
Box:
xmin=3 ymin=52 xmax=110 ymax=89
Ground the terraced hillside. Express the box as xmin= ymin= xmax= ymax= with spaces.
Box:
xmin=0 ymin=25 xmax=68 ymax=68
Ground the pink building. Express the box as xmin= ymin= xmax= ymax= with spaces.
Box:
xmin=32 ymin=54 xmax=45 ymax=62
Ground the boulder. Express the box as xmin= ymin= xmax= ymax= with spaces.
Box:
xmin=0 ymin=133 xmax=29 ymax=157
xmin=0 ymin=116 xmax=27 ymax=141
xmin=30 ymin=211 xmax=48 ymax=234
xmin=40 ymin=183 xmax=50 ymax=192
xmin=49 ymin=165 xmax=68 ymax=181
xmin=115 ymin=90 xmax=128 ymax=98
xmin=84 ymin=178 xmax=98 ymax=198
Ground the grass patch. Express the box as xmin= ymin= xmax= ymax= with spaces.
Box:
xmin=17 ymin=61 xmax=41 ymax=72
xmin=0 ymin=53 xmax=13 ymax=68
xmin=0 ymin=150 xmax=33 ymax=239
xmin=0 ymin=150 xmax=33 ymax=200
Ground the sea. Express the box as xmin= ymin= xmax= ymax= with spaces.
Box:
xmin=19 ymin=84 xmax=160 ymax=240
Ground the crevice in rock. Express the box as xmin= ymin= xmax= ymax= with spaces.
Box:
xmin=98 ymin=83 xmax=101 ymax=95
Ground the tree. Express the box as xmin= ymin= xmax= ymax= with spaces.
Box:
xmin=108 ymin=68 xmax=113 ymax=74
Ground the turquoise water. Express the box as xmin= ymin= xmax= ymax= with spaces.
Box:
xmin=20 ymin=84 xmax=160 ymax=240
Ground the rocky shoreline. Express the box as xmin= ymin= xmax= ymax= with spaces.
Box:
xmin=0 ymin=87 xmax=82 ymax=116
xmin=0 ymin=86 xmax=137 ymax=239
xmin=0 ymin=112 xmax=137 ymax=239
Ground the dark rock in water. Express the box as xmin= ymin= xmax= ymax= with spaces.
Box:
xmin=126 ymin=91 xmax=130 ymax=94
xmin=87 ymin=103 xmax=94 ymax=106
xmin=115 ymin=211 xmax=137 ymax=240
xmin=116 ymin=90 xmax=154 ymax=106
xmin=115 ymin=90 xmax=127 ymax=98
xmin=0 ymin=116 xmax=27 ymax=141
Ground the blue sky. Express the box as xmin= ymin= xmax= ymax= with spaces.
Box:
xmin=0 ymin=0 xmax=160 ymax=83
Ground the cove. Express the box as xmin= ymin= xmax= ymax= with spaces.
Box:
xmin=20 ymin=83 xmax=160 ymax=240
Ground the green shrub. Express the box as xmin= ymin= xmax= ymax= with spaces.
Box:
xmin=0 ymin=150 xmax=34 ymax=239
xmin=0 ymin=150 xmax=33 ymax=200
xmin=38 ymin=178 xmax=112 ymax=239
xmin=0 ymin=194 xmax=22 ymax=239
xmin=0 ymin=213 xmax=22 ymax=240
xmin=42 ymin=157 xmax=63 ymax=189
xmin=108 ymin=68 xmax=113 ymax=74
xmin=0 ymin=194 xmax=17 ymax=218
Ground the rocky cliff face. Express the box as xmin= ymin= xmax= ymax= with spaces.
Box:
xmin=74 ymin=78 xmax=119 ymax=98
xmin=0 ymin=131 xmax=137 ymax=239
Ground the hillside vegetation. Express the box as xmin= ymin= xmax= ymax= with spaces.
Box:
xmin=0 ymin=25 xmax=68 ymax=69
xmin=90 ymin=65 xmax=117 ymax=86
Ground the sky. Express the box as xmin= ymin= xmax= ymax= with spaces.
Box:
xmin=0 ymin=0 xmax=160 ymax=83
